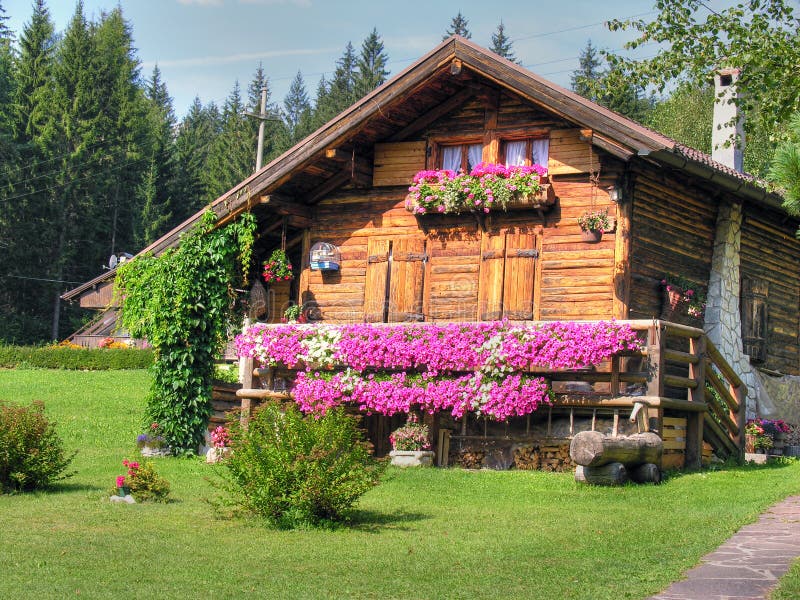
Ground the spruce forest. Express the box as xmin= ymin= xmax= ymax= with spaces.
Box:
xmin=0 ymin=2 xmax=393 ymax=344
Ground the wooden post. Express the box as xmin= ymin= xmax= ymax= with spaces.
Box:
xmin=610 ymin=355 xmax=620 ymax=397
xmin=645 ymin=322 xmax=665 ymax=398
xmin=685 ymin=335 xmax=706 ymax=469
xmin=734 ymin=382 xmax=747 ymax=455
xmin=437 ymin=429 xmax=451 ymax=467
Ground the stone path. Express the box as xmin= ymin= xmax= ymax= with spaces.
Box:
xmin=649 ymin=495 xmax=800 ymax=600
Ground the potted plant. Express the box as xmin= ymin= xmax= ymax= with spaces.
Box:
xmin=136 ymin=422 xmax=170 ymax=457
xmin=262 ymin=249 xmax=293 ymax=284
xmin=661 ymin=274 xmax=707 ymax=320
xmin=757 ymin=418 xmax=791 ymax=455
xmin=745 ymin=419 xmax=774 ymax=454
xmin=283 ymin=304 xmax=307 ymax=324
xmin=577 ymin=210 xmax=611 ymax=242
xmin=206 ymin=425 xmax=232 ymax=464
xmin=115 ymin=475 xmax=130 ymax=497
xmin=389 ymin=413 xmax=434 ymax=467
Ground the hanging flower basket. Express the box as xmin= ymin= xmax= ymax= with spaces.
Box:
xmin=262 ymin=249 xmax=293 ymax=284
xmin=660 ymin=274 xmax=706 ymax=321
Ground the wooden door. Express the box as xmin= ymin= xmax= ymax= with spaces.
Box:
xmin=389 ymin=238 xmax=426 ymax=322
xmin=478 ymin=233 xmax=507 ymax=320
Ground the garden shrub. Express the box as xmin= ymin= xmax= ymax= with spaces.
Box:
xmin=0 ymin=345 xmax=154 ymax=370
xmin=218 ymin=402 xmax=385 ymax=528
xmin=119 ymin=459 xmax=171 ymax=503
xmin=0 ymin=401 xmax=76 ymax=493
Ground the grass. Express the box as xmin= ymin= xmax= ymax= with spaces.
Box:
xmin=772 ymin=559 xmax=800 ymax=599
xmin=1 ymin=369 xmax=800 ymax=599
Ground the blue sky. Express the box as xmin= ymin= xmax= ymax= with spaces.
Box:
xmin=2 ymin=0 xmax=687 ymax=117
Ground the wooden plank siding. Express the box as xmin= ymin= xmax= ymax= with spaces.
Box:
xmin=293 ymin=93 xmax=628 ymax=327
xmin=628 ymin=169 xmax=717 ymax=323
xmin=740 ymin=205 xmax=800 ymax=374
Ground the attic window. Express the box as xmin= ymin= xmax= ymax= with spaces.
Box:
xmin=719 ymin=73 xmax=733 ymax=87
xmin=502 ymin=137 xmax=549 ymax=169
xmin=439 ymin=142 xmax=482 ymax=172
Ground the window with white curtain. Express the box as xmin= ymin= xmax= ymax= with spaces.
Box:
xmin=439 ymin=143 xmax=483 ymax=172
xmin=502 ymin=138 xmax=550 ymax=169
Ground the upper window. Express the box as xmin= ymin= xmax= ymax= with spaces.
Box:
xmin=439 ymin=143 xmax=482 ymax=173
xmin=502 ymin=138 xmax=550 ymax=169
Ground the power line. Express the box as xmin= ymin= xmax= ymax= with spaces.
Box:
xmin=512 ymin=11 xmax=657 ymax=43
xmin=2 ymin=274 xmax=83 ymax=285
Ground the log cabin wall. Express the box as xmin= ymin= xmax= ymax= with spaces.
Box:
xmin=296 ymin=91 xmax=623 ymax=324
xmin=628 ymin=168 xmax=717 ymax=323
xmin=740 ymin=203 xmax=800 ymax=374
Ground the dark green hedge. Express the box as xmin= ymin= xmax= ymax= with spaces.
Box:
xmin=0 ymin=346 xmax=154 ymax=370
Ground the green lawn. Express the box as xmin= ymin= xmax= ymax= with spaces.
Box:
xmin=1 ymin=369 xmax=800 ymax=599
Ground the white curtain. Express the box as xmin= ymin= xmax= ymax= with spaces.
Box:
xmin=467 ymin=144 xmax=483 ymax=171
xmin=442 ymin=146 xmax=462 ymax=171
xmin=531 ymin=138 xmax=550 ymax=167
xmin=504 ymin=141 xmax=526 ymax=166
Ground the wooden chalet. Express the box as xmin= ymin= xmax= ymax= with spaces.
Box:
xmin=64 ymin=37 xmax=800 ymax=470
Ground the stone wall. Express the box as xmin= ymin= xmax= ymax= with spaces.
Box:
xmin=704 ymin=200 xmax=758 ymax=418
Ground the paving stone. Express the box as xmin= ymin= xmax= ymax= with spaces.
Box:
xmin=648 ymin=495 xmax=800 ymax=600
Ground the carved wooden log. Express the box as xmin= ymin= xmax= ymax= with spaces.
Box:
xmin=569 ymin=431 xmax=663 ymax=467
xmin=574 ymin=462 xmax=628 ymax=485
xmin=629 ymin=462 xmax=661 ymax=484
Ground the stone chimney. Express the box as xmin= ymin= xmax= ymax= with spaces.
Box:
xmin=712 ymin=68 xmax=744 ymax=172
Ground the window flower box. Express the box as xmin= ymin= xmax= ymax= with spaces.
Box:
xmin=405 ymin=163 xmax=549 ymax=216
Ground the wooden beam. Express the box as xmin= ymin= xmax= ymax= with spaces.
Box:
xmin=305 ymin=169 xmax=351 ymax=204
xmin=259 ymin=194 xmax=312 ymax=219
xmin=389 ymin=88 xmax=475 ymax=142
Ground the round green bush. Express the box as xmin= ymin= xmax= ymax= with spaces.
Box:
xmin=218 ymin=403 xmax=385 ymax=528
xmin=0 ymin=401 xmax=76 ymax=493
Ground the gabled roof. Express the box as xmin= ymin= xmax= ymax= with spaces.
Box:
xmin=62 ymin=35 xmax=784 ymax=300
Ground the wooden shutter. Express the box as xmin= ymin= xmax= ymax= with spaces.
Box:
xmin=364 ymin=239 xmax=390 ymax=322
xmin=478 ymin=231 xmax=538 ymax=321
xmin=478 ymin=233 xmax=507 ymax=320
xmin=389 ymin=238 xmax=426 ymax=322
xmin=503 ymin=231 xmax=538 ymax=320
xmin=741 ymin=277 xmax=768 ymax=363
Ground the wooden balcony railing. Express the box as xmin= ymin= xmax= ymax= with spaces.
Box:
xmin=233 ymin=319 xmax=747 ymax=468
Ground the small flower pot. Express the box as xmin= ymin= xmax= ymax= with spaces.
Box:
xmin=389 ymin=450 xmax=434 ymax=467
xmin=117 ymin=486 xmax=130 ymax=497
xmin=580 ymin=229 xmax=603 ymax=243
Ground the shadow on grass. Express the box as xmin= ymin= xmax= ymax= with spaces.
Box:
xmin=347 ymin=508 xmax=431 ymax=533
xmin=48 ymin=481 xmax=104 ymax=493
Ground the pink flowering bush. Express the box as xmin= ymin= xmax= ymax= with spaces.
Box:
xmin=118 ymin=458 xmax=170 ymax=503
xmin=210 ymin=425 xmax=230 ymax=449
xmin=236 ymin=321 xmax=642 ymax=422
xmin=405 ymin=163 xmax=547 ymax=215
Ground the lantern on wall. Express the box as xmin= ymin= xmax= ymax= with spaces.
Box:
xmin=310 ymin=242 xmax=341 ymax=271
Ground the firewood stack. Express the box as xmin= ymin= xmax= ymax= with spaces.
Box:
xmin=450 ymin=450 xmax=486 ymax=469
xmin=513 ymin=442 xmax=574 ymax=472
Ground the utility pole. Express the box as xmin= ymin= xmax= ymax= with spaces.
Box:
xmin=244 ymin=84 xmax=281 ymax=173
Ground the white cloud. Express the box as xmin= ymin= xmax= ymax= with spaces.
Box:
xmin=177 ymin=0 xmax=223 ymax=5
xmin=144 ymin=46 xmax=336 ymax=69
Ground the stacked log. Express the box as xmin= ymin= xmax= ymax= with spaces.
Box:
xmin=570 ymin=431 xmax=662 ymax=485
xmin=513 ymin=442 xmax=574 ymax=472
xmin=450 ymin=450 xmax=486 ymax=469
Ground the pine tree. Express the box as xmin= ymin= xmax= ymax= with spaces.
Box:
xmin=319 ymin=42 xmax=357 ymax=120
xmin=11 ymin=0 xmax=53 ymax=143
xmin=204 ymin=81 xmax=253 ymax=200
xmin=571 ymin=39 xmax=652 ymax=122
xmin=490 ymin=21 xmax=516 ymax=62
xmin=136 ymin=64 xmax=178 ymax=245
xmin=571 ymin=40 xmax=602 ymax=101
xmin=355 ymin=28 xmax=389 ymax=96
xmin=174 ymin=97 xmax=218 ymax=212
xmin=444 ymin=11 xmax=471 ymax=40
xmin=283 ymin=70 xmax=312 ymax=144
